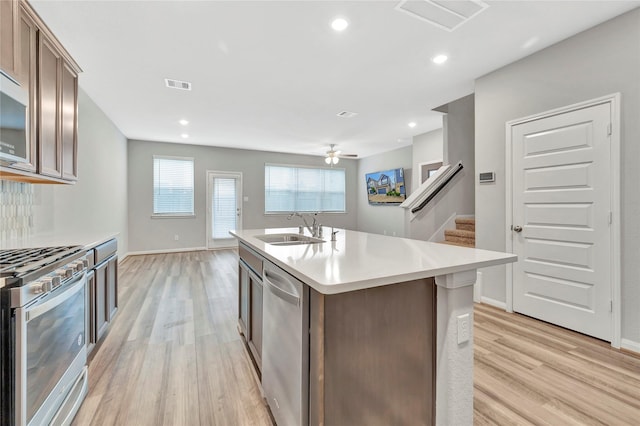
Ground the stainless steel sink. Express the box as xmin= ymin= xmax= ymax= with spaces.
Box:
xmin=254 ymin=233 xmax=324 ymax=245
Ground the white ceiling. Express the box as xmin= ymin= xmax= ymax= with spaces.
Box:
xmin=31 ymin=0 xmax=640 ymax=159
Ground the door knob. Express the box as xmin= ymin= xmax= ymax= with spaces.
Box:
xmin=513 ymin=225 xmax=523 ymax=233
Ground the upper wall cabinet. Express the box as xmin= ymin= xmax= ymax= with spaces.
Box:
xmin=0 ymin=0 xmax=81 ymax=184
xmin=0 ymin=0 xmax=19 ymax=81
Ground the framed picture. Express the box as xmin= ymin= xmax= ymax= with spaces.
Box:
xmin=365 ymin=168 xmax=406 ymax=204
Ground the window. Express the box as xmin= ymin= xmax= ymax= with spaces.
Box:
xmin=265 ymin=164 xmax=346 ymax=213
xmin=153 ymin=156 xmax=194 ymax=216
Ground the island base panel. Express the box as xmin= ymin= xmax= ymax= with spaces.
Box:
xmin=309 ymin=277 xmax=436 ymax=426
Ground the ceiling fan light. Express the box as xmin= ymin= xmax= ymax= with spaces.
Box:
xmin=325 ymin=156 xmax=332 ymax=164
xmin=332 ymin=157 xmax=339 ymax=165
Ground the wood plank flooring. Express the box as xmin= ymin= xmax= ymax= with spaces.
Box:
xmin=474 ymin=303 xmax=640 ymax=425
xmin=73 ymin=250 xmax=640 ymax=426
xmin=72 ymin=250 xmax=271 ymax=426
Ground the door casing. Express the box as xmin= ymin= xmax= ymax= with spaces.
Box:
xmin=504 ymin=93 xmax=621 ymax=348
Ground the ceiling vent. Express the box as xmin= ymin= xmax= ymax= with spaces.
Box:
xmin=395 ymin=0 xmax=489 ymax=32
xmin=165 ymin=78 xmax=192 ymax=91
xmin=336 ymin=111 xmax=358 ymax=118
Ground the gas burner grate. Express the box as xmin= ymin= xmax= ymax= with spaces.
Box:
xmin=0 ymin=246 xmax=83 ymax=276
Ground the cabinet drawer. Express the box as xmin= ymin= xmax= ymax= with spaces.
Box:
xmin=94 ymin=238 xmax=117 ymax=265
xmin=239 ymin=244 xmax=263 ymax=276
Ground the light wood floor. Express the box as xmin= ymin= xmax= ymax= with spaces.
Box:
xmin=73 ymin=250 xmax=640 ymax=426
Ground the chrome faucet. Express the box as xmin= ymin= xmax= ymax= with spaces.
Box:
xmin=287 ymin=212 xmax=321 ymax=238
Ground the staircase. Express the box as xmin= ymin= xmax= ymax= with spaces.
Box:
xmin=441 ymin=217 xmax=475 ymax=248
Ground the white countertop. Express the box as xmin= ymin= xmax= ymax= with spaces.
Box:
xmin=231 ymin=228 xmax=516 ymax=294
xmin=0 ymin=231 xmax=118 ymax=250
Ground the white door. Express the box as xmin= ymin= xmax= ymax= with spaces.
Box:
xmin=511 ymin=102 xmax=612 ymax=341
xmin=206 ymin=171 xmax=242 ymax=249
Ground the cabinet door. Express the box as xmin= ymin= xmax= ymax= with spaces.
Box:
xmin=0 ymin=0 xmax=19 ymax=80
xmin=38 ymin=33 xmax=62 ymax=178
xmin=248 ymin=273 xmax=263 ymax=370
xmin=238 ymin=261 xmax=250 ymax=337
xmin=106 ymin=256 xmax=118 ymax=321
xmin=95 ymin=261 xmax=109 ymax=341
xmin=9 ymin=4 xmax=37 ymax=172
xmin=60 ymin=61 xmax=77 ymax=180
xmin=86 ymin=271 xmax=96 ymax=355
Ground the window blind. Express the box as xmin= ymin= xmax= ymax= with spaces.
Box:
xmin=153 ymin=156 xmax=194 ymax=215
xmin=212 ymin=177 xmax=237 ymax=239
xmin=265 ymin=165 xmax=346 ymax=213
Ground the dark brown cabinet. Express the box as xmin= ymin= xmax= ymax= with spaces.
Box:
xmin=0 ymin=0 xmax=19 ymax=81
xmin=94 ymin=259 xmax=109 ymax=341
xmin=238 ymin=261 xmax=250 ymax=336
xmin=86 ymin=269 xmax=96 ymax=353
xmin=37 ymin=33 xmax=78 ymax=181
xmin=106 ymin=255 xmax=118 ymax=320
xmin=238 ymin=243 xmax=264 ymax=372
xmin=10 ymin=2 xmax=37 ymax=173
xmin=248 ymin=273 xmax=263 ymax=367
xmin=0 ymin=0 xmax=80 ymax=184
xmin=86 ymin=239 xmax=118 ymax=357
xmin=38 ymin=32 xmax=62 ymax=178
xmin=60 ymin=61 xmax=78 ymax=180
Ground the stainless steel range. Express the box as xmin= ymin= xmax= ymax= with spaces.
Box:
xmin=0 ymin=246 xmax=89 ymax=426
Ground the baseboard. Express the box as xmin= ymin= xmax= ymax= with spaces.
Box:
xmin=125 ymin=246 xmax=208 ymax=256
xmin=621 ymin=339 xmax=640 ymax=355
xmin=479 ymin=296 xmax=507 ymax=310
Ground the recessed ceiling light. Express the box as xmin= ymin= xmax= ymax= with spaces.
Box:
xmin=331 ymin=18 xmax=349 ymax=32
xmin=408 ymin=122 xmax=417 ymax=128
xmin=181 ymin=133 xmax=189 ymax=139
xmin=432 ymin=54 xmax=448 ymax=64
xmin=179 ymin=119 xmax=189 ymax=126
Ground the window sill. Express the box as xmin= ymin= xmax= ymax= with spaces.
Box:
xmin=151 ymin=214 xmax=196 ymax=219
xmin=264 ymin=211 xmax=347 ymax=216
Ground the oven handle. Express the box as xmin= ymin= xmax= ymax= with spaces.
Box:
xmin=26 ymin=271 xmax=86 ymax=322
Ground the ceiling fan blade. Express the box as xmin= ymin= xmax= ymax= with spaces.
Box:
xmin=339 ymin=153 xmax=358 ymax=158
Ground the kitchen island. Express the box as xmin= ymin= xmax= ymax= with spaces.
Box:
xmin=231 ymin=228 xmax=516 ymax=426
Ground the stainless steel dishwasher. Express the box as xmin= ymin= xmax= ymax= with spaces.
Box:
xmin=262 ymin=260 xmax=309 ymax=426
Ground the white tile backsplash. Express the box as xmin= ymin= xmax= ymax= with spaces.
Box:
xmin=0 ymin=181 xmax=34 ymax=240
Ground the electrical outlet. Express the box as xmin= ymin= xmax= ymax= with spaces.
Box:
xmin=174 ymin=235 xmax=179 ymax=241
xmin=457 ymin=313 xmax=470 ymax=344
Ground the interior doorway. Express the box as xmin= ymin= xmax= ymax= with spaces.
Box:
xmin=505 ymin=94 xmax=620 ymax=346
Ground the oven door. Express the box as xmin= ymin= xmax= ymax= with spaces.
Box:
xmin=14 ymin=272 xmax=87 ymax=426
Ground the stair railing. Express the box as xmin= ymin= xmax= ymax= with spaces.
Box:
xmin=399 ymin=161 xmax=464 ymax=215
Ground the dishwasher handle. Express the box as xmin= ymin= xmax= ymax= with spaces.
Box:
xmin=263 ymin=269 xmax=300 ymax=306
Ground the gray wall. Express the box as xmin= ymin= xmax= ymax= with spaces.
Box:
xmin=475 ymin=9 xmax=640 ymax=343
xmin=356 ymin=145 xmax=412 ymax=237
xmin=127 ymin=140 xmax=358 ymax=252
xmin=412 ymin=128 xmax=443 ymax=186
xmin=409 ymin=96 xmax=475 ymax=241
xmin=33 ymin=88 xmax=129 ymax=256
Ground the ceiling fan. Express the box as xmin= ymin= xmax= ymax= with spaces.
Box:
xmin=325 ymin=144 xmax=357 ymax=165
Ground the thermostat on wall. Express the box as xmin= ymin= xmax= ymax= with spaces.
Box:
xmin=479 ymin=172 xmax=495 ymax=183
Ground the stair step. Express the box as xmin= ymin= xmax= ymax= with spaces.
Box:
xmin=445 ymin=229 xmax=475 ymax=239
xmin=439 ymin=240 xmax=476 ymax=248
xmin=444 ymin=235 xmax=475 ymax=246
xmin=455 ymin=217 xmax=475 ymax=232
